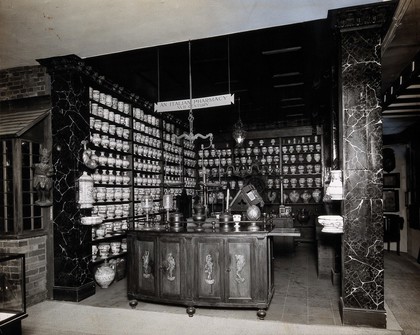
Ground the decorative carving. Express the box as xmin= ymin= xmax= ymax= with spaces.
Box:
xmin=331 ymin=2 xmax=396 ymax=33
xmin=166 ymin=252 xmax=176 ymax=281
xmin=235 ymin=254 xmax=246 ymax=283
xmin=142 ymin=250 xmax=151 ymax=278
xmin=32 ymin=148 xmax=54 ymax=207
xmin=204 ymin=254 xmax=215 ymax=284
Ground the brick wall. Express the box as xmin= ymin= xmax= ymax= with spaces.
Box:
xmin=0 ymin=235 xmax=48 ymax=306
xmin=0 ymin=65 xmax=51 ymax=307
xmin=0 ymin=65 xmax=50 ymax=101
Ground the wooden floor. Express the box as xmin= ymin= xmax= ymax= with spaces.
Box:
xmin=80 ymin=243 xmax=415 ymax=331
xmin=21 ymin=243 xmax=420 ymax=335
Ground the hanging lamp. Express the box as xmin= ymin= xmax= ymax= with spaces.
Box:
xmin=173 ymin=41 xmax=213 ymax=148
xmin=227 ymin=37 xmax=246 ymax=146
xmin=232 ymin=97 xmax=246 ymax=145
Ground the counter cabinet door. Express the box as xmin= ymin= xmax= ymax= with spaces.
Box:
xmin=225 ymin=237 xmax=255 ymax=303
xmin=158 ymin=237 xmax=184 ymax=299
xmin=135 ymin=236 xmax=157 ymax=296
xmin=194 ymin=237 xmax=224 ymax=303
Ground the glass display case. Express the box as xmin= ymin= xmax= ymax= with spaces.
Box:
xmin=0 ymin=253 xmax=27 ymax=335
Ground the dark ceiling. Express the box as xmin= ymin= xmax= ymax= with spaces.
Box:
xmin=86 ymin=4 xmax=420 ymax=138
xmin=86 ymin=20 xmax=332 ymax=136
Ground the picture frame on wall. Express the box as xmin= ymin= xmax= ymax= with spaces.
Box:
xmin=383 ymin=173 xmax=400 ymax=188
xmin=383 ymin=189 xmax=399 ymax=212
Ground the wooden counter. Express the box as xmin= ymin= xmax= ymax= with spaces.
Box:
xmin=127 ymin=224 xmax=274 ymax=319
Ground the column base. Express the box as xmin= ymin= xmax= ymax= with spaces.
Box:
xmin=53 ymin=281 xmax=95 ymax=302
xmin=339 ymin=297 xmax=386 ymax=328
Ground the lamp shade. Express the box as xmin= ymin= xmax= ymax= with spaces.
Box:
xmin=163 ymin=193 xmax=173 ymax=210
xmin=141 ymin=193 xmax=154 ymax=211
xmin=233 ymin=119 xmax=246 ymax=145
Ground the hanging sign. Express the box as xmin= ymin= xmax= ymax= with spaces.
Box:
xmin=154 ymin=93 xmax=234 ymax=113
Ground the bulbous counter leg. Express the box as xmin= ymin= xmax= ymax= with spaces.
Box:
xmin=129 ymin=300 xmax=138 ymax=309
xmin=186 ymin=306 xmax=196 ymax=317
xmin=257 ymin=309 xmax=266 ymax=320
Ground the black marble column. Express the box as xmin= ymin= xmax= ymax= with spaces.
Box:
xmin=38 ymin=55 xmax=157 ymax=301
xmin=38 ymin=56 xmax=94 ymax=301
xmin=329 ymin=2 xmax=396 ymax=328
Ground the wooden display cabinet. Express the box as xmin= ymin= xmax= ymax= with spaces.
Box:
xmin=0 ymin=253 xmax=27 ymax=335
xmin=127 ymin=228 xmax=274 ymax=319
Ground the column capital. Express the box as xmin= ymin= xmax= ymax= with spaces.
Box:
xmin=329 ymin=1 xmax=397 ymax=33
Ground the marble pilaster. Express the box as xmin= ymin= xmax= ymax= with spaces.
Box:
xmin=38 ymin=56 xmax=94 ymax=301
xmin=329 ymin=2 xmax=396 ymax=328
xmin=38 ymin=55 xmax=160 ymax=301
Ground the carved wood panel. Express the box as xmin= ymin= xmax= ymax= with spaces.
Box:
xmin=226 ymin=241 xmax=252 ymax=300
xmin=137 ymin=239 xmax=156 ymax=295
xmin=196 ymin=239 xmax=223 ymax=301
xmin=159 ymin=240 xmax=181 ymax=298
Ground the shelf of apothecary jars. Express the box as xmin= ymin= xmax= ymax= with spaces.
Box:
xmin=162 ymin=138 xmax=183 ymax=147
xmin=133 ymin=155 xmax=161 ymax=162
xmin=132 ymin=119 xmax=159 ymax=131
xmin=133 ymin=117 xmax=160 ymax=128
xmin=281 ymin=165 xmax=322 ymax=170
xmin=132 ymin=202 xmax=162 ymax=208
xmin=235 ymin=152 xmax=281 ymax=159
xmin=133 ymin=131 xmax=161 ymax=143
xmin=94 ymin=202 xmax=132 ymax=207
xmin=93 ymin=156 xmax=132 ymax=170
xmin=133 ymin=159 xmax=161 ymax=170
xmin=164 ymin=159 xmax=181 ymax=165
xmin=90 ymin=138 xmax=131 ymax=153
xmin=282 ymin=172 xmax=322 ymax=176
xmin=92 ymin=171 xmax=131 ymax=185
xmin=132 ymin=212 xmax=166 ymax=221
xmin=92 ymin=252 xmax=127 ymax=264
xmin=281 ymin=142 xmax=321 ymax=146
xmin=93 ymin=152 xmax=132 ymax=165
xmin=89 ymin=119 xmax=131 ymax=136
xmin=133 ymin=188 xmax=161 ymax=197
xmin=91 ymin=221 xmax=129 ymax=236
xmin=163 ymin=148 xmax=182 ymax=156
xmin=133 ymin=141 xmax=162 ymax=151
xmin=94 ymin=169 xmax=131 ymax=179
xmin=133 ymin=106 xmax=159 ymax=121
xmin=90 ymin=113 xmax=132 ymax=130
xmin=163 ymin=159 xmax=181 ymax=166
xmin=90 ymin=88 xmax=197 ymax=199
xmin=134 ymin=170 xmax=161 ymax=176
xmin=90 ymin=133 xmax=131 ymax=149
xmin=90 ymin=100 xmax=131 ymax=124
xmin=133 ymin=142 xmax=161 ymax=152
xmin=281 ymin=153 xmax=321 ymax=162
xmin=134 ymin=173 xmax=162 ymax=185
xmin=281 ymin=135 xmax=320 ymax=143
xmin=94 ymin=184 xmax=132 ymax=189
xmin=183 ymin=152 xmax=195 ymax=161
xmin=183 ymin=161 xmax=196 ymax=168
xmin=164 ymin=173 xmax=183 ymax=177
